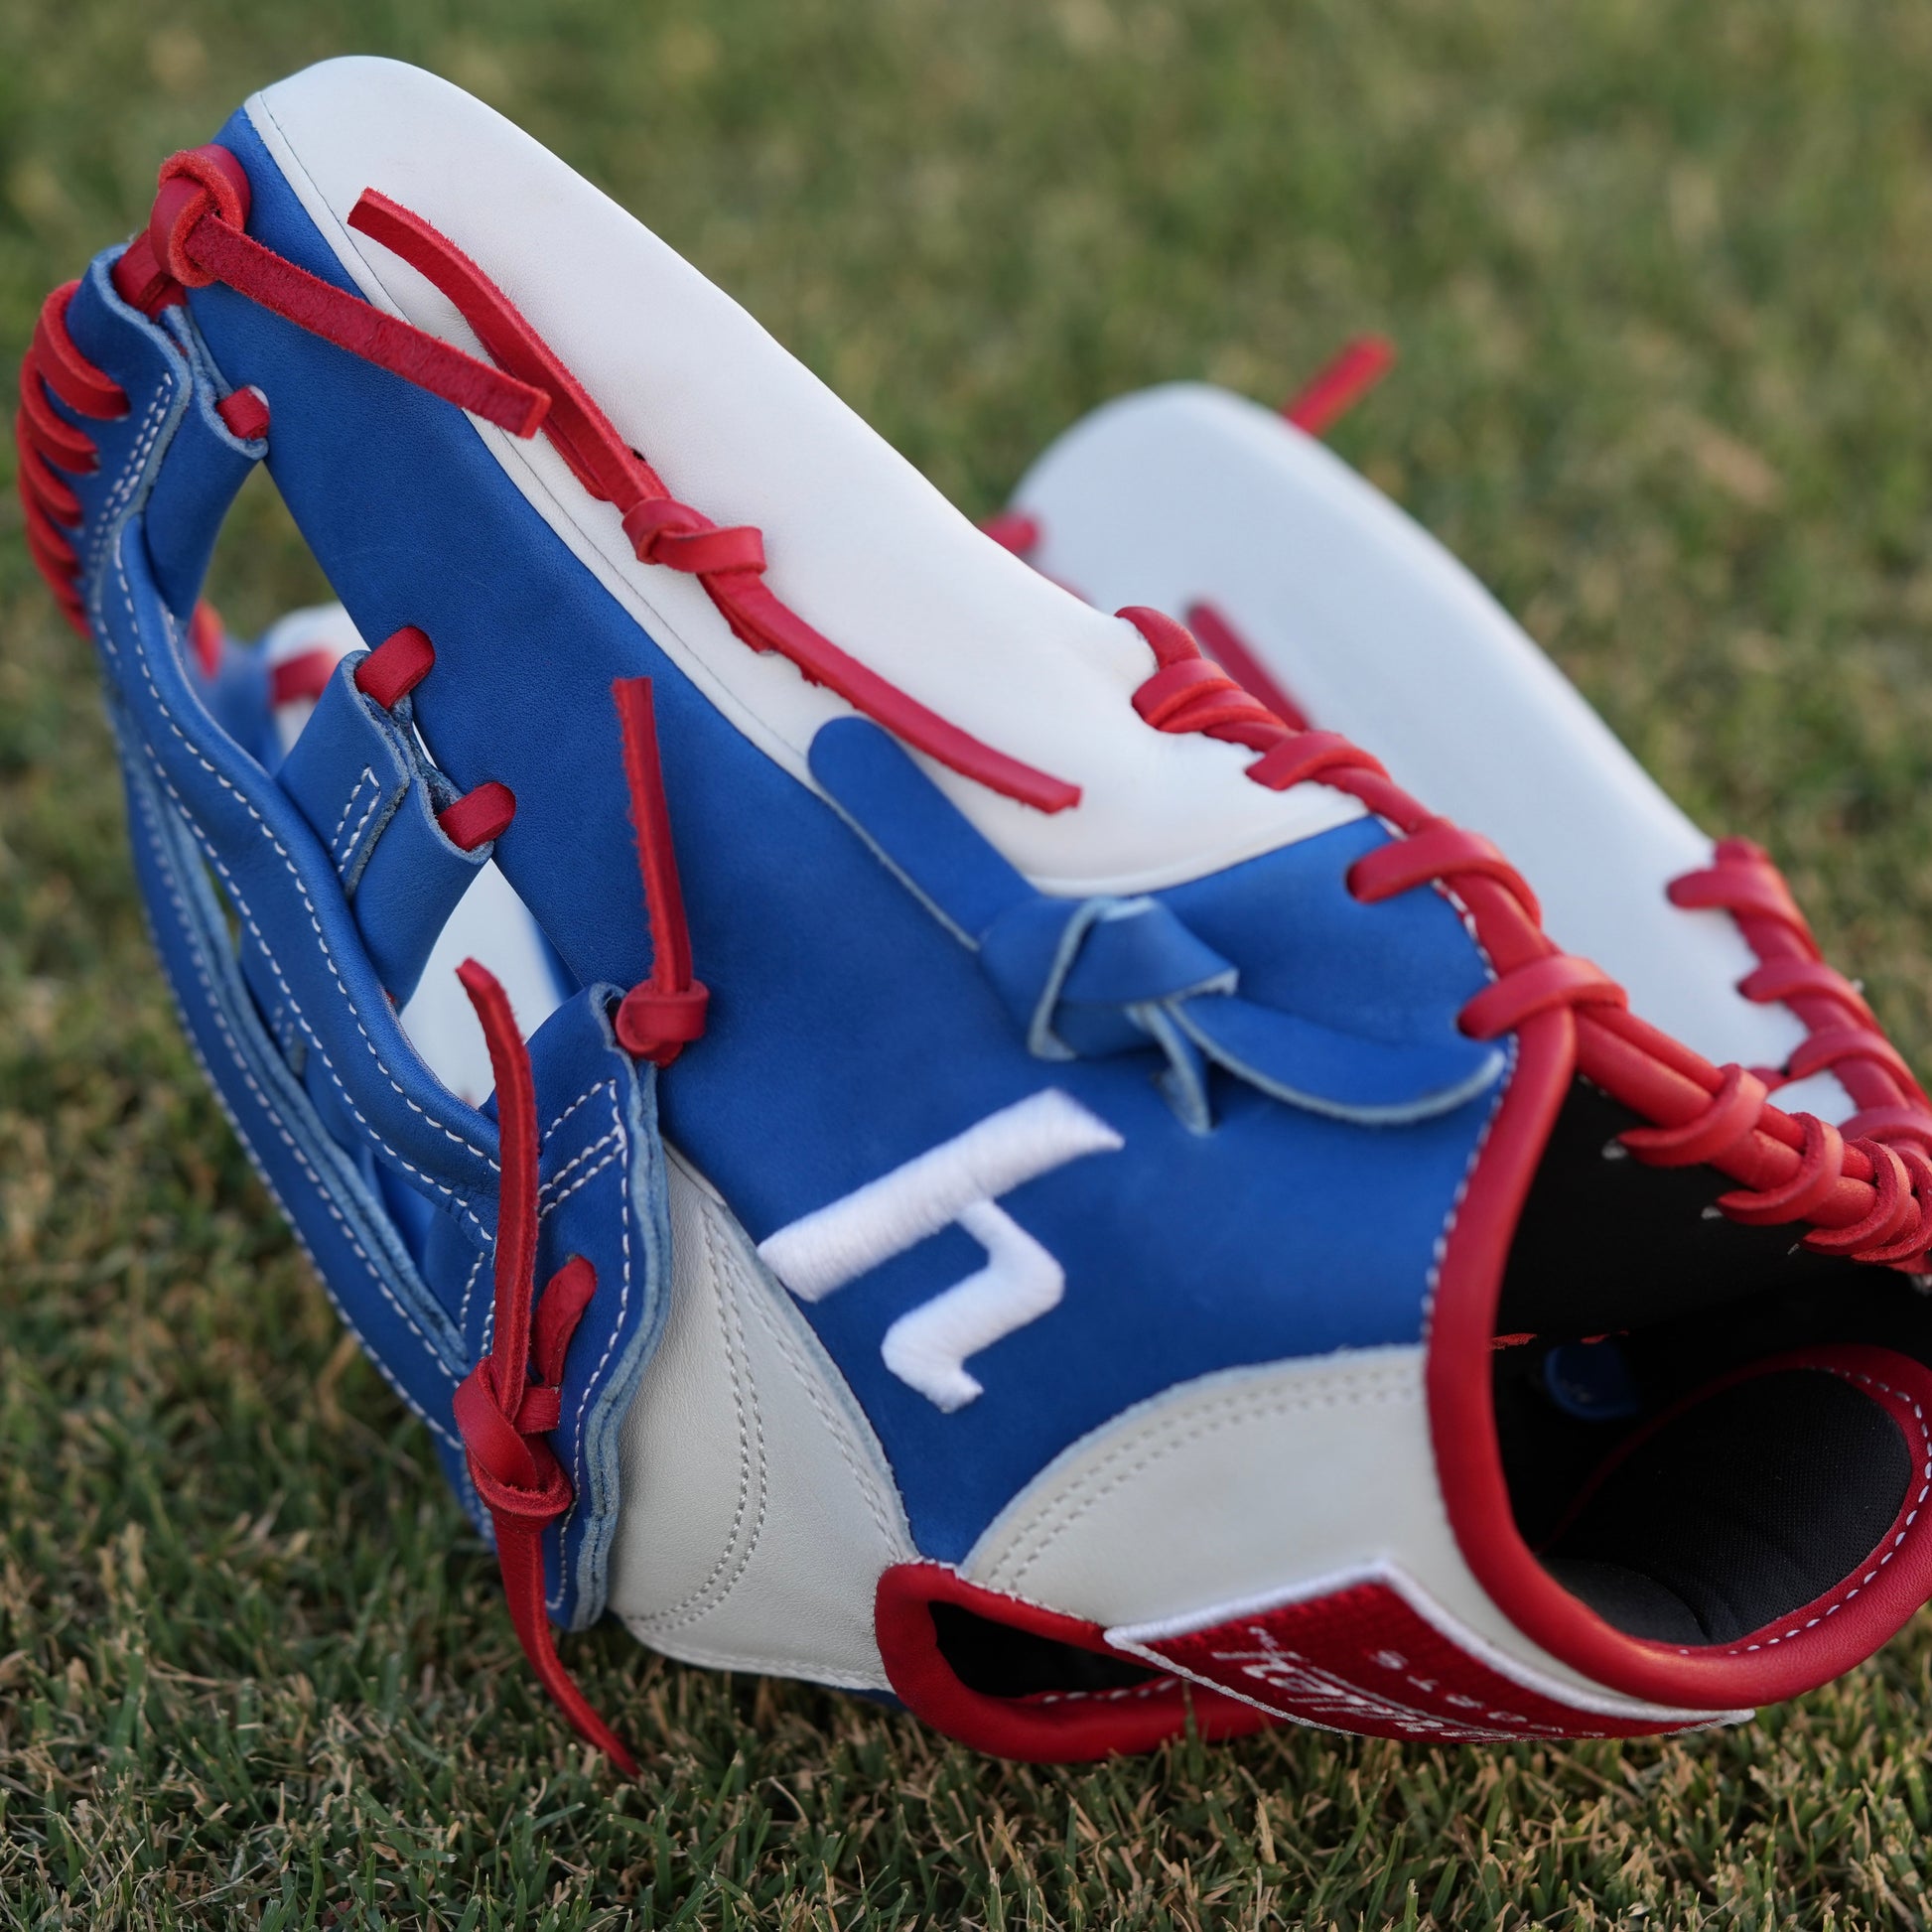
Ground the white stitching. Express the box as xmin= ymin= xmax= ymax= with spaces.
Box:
xmin=457 ymin=1244 xmax=487 ymax=1337
xmin=545 ymin=1078 xmax=616 ymax=1142
xmin=538 ymin=1142 xmax=623 ymax=1217
xmin=985 ymin=1361 xmax=1420 ymax=1590
xmin=330 ymin=766 xmax=382 ymax=870
xmin=545 ymin=1080 xmax=634 ymax=1612
xmin=92 ymin=499 xmax=499 ymax=1191
xmin=741 ymin=1263 xmax=906 ymax=1551
xmin=539 ymin=1126 xmax=621 ymax=1203
xmin=627 ymin=1184 xmax=767 ymax=1632
xmin=140 ymin=744 xmax=494 ymax=1240
xmin=126 ymin=757 xmax=460 ymax=1442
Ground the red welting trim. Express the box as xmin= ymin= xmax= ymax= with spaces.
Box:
xmin=1428 ymin=981 xmax=1932 ymax=1706
xmin=875 ymin=1564 xmax=1273 ymax=1761
xmin=1184 ymin=600 xmax=1311 ymax=731
xmin=353 ymin=624 xmax=436 ymax=707
xmin=216 ymin=385 xmax=270 ymax=441
xmin=438 ymin=780 xmax=516 ymax=851
xmin=1120 ymin=587 xmax=1932 ymax=1707
xmin=268 ymin=647 xmax=340 ymax=708
xmin=1283 ymin=335 xmax=1396 ymax=437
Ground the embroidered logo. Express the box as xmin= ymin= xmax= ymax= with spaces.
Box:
xmin=756 ymin=1089 xmax=1123 ymax=1411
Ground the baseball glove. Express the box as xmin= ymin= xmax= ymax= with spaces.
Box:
xmin=21 ymin=58 xmax=1932 ymax=1765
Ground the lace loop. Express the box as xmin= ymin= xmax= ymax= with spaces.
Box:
xmin=1458 ymin=954 xmax=1625 ymax=1040
xmin=1803 ymin=1141 xmax=1919 ymax=1257
xmin=1348 ymin=820 xmax=1541 ymax=926
xmin=15 ymin=282 xmax=128 ymax=630
xmin=621 ymin=496 xmax=766 ymax=575
xmin=1717 ymin=1114 xmax=1847 ymax=1227
xmin=1618 ymin=1062 xmax=1769 ymax=1170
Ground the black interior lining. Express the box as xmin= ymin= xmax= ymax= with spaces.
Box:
xmin=1495 ymin=1077 xmax=1932 ymax=1648
xmin=1543 ymin=1367 xmax=1910 ymax=1643
xmin=930 ymin=1601 xmax=1163 ymax=1699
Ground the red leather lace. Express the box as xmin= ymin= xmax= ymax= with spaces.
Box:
xmin=453 ymin=959 xmax=637 ymax=1774
xmin=17 ymin=281 xmax=128 ymax=633
xmin=1282 ymin=335 xmax=1397 ymax=437
xmin=1141 ymin=592 xmax=1932 ymax=1176
xmin=119 ymin=146 xmax=1077 ymax=818
xmin=1119 ymin=604 xmax=1932 ymax=1268
xmin=443 ymin=677 xmax=701 ymax=1770
xmin=1668 ymin=837 xmax=1932 ymax=1150
xmin=612 ymin=677 xmax=709 ymax=1064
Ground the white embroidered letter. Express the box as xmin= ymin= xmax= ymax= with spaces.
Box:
xmin=757 ymin=1089 xmax=1123 ymax=1410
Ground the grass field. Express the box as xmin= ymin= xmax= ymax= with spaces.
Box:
xmin=8 ymin=0 xmax=1932 ymax=1924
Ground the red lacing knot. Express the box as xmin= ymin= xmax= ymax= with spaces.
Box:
xmin=1117 ymin=605 xmax=1932 ymax=1268
xmin=621 ymin=497 xmax=766 ymax=577
xmin=453 ymin=959 xmax=636 ymax=1773
xmin=120 ymin=146 xmax=550 ymax=433
xmin=1668 ymin=836 xmax=1932 ymax=1145
xmin=16 ymin=281 xmax=129 ymax=633
xmin=611 ymin=678 xmax=710 ymax=1066
xmin=115 ymin=147 xmax=1074 ymax=817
